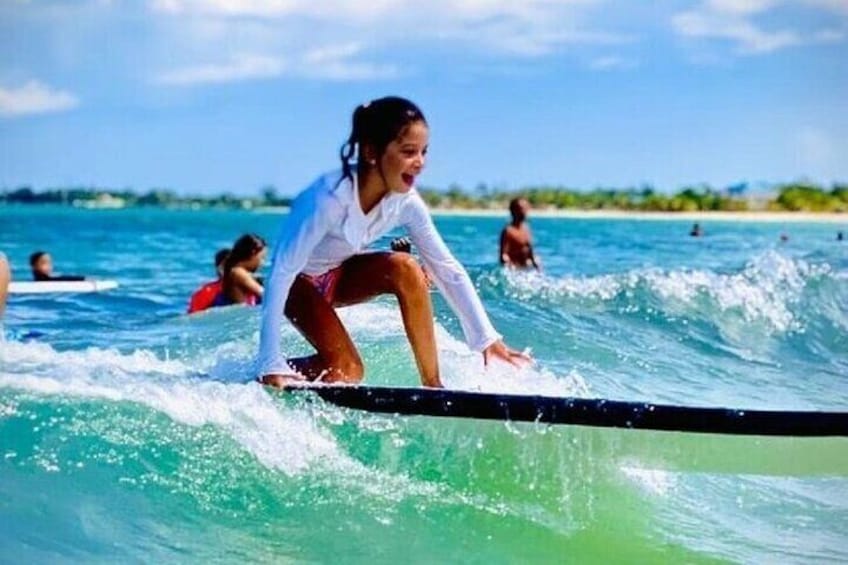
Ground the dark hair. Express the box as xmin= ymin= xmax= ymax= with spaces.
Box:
xmin=29 ymin=250 xmax=47 ymax=267
xmin=509 ymin=197 xmax=527 ymax=219
xmin=223 ymin=234 xmax=266 ymax=274
xmin=214 ymin=248 xmax=230 ymax=267
xmin=338 ymin=96 xmax=427 ymax=187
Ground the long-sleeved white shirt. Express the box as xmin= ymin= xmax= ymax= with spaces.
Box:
xmin=256 ymin=170 xmax=501 ymax=377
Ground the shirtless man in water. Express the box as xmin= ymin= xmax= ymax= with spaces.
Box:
xmin=499 ymin=197 xmax=541 ymax=269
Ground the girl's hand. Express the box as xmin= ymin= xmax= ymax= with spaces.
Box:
xmin=483 ymin=340 xmax=532 ymax=368
xmin=260 ymin=373 xmax=308 ymax=389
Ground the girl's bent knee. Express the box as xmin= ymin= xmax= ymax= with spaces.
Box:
xmin=387 ymin=253 xmax=427 ymax=294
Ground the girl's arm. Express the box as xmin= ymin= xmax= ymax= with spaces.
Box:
xmin=404 ymin=193 xmax=501 ymax=352
xmin=405 ymin=194 xmax=530 ymax=368
xmin=257 ymin=189 xmax=338 ymax=378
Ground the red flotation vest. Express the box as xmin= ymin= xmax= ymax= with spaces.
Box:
xmin=187 ymin=280 xmax=222 ymax=314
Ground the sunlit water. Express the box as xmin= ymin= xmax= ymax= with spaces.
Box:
xmin=1 ymin=206 xmax=847 ymax=562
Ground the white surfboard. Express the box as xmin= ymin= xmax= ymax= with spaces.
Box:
xmin=9 ymin=280 xmax=119 ymax=294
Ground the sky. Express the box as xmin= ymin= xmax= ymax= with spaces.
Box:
xmin=0 ymin=0 xmax=846 ymax=196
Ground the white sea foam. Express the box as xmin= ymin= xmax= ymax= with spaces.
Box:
xmin=620 ymin=466 xmax=677 ymax=497
xmin=0 ymin=340 xmax=345 ymax=475
xmin=504 ymin=251 xmax=830 ymax=334
xmin=435 ymin=327 xmax=590 ymax=397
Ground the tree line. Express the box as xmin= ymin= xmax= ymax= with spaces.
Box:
xmin=421 ymin=182 xmax=848 ymax=212
xmin=2 ymin=182 xmax=846 ymax=212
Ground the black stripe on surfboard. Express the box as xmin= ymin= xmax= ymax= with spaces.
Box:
xmin=285 ymin=385 xmax=848 ymax=437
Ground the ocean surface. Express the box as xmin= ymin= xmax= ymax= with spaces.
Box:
xmin=1 ymin=205 xmax=846 ymax=563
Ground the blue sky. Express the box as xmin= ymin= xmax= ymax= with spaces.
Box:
xmin=1 ymin=0 xmax=846 ymax=195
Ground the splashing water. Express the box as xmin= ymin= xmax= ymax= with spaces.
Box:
xmin=1 ymin=208 xmax=847 ymax=562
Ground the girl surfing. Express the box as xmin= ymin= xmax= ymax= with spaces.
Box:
xmin=258 ymin=96 xmax=529 ymax=388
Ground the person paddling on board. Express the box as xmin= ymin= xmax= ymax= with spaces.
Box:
xmin=213 ymin=234 xmax=266 ymax=307
xmin=187 ymin=248 xmax=230 ymax=314
xmin=257 ymin=96 xmax=530 ymax=389
xmin=29 ymin=251 xmax=85 ymax=281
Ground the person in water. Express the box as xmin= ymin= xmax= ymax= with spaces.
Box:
xmin=257 ymin=96 xmax=530 ymax=389
xmin=499 ymin=197 xmax=541 ymax=269
xmin=187 ymin=248 xmax=231 ymax=314
xmin=689 ymin=223 xmax=703 ymax=237
xmin=215 ymin=234 xmax=266 ymax=307
xmin=29 ymin=251 xmax=85 ymax=281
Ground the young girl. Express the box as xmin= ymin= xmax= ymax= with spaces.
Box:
xmin=258 ymin=96 xmax=529 ymax=388
xmin=215 ymin=234 xmax=266 ymax=307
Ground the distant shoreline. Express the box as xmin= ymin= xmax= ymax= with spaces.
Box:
xmin=432 ymin=208 xmax=847 ymax=223
xmin=3 ymin=203 xmax=845 ymax=224
xmin=254 ymin=206 xmax=847 ymax=224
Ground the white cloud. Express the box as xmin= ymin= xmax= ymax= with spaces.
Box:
xmin=672 ymin=0 xmax=847 ymax=55
xmin=150 ymin=0 xmax=596 ymax=23
xmin=673 ymin=9 xmax=800 ymax=53
xmin=588 ymin=55 xmax=637 ymax=70
xmin=301 ymin=44 xmax=400 ymax=80
xmin=0 ymin=81 xmax=79 ymax=117
xmin=706 ymin=0 xmax=780 ymax=16
xmin=148 ymin=0 xmax=624 ymax=58
xmin=155 ymin=54 xmax=285 ymax=85
xmin=155 ymin=45 xmax=399 ymax=86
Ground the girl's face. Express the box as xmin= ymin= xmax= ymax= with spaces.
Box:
xmin=246 ymin=247 xmax=267 ymax=272
xmin=241 ymin=247 xmax=268 ymax=273
xmin=378 ymin=121 xmax=429 ymax=194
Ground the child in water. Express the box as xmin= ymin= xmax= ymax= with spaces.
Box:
xmin=29 ymin=251 xmax=85 ymax=281
xmin=499 ymin=197 xmax=541 ymax=269
xmin=258 ymin=96 xmax=530 ymax=388
xmin=215 ymin=234 xmax=266 ymax=307
xmin=187 ymin=248 xmax=231 ymax=314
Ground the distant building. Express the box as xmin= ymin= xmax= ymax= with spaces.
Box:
xmin=73 ymin=193 xmax=126 ymax=209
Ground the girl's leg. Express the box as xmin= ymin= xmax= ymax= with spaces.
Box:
xmin=283 ymin=252 xmax=439 ymax=386
xmin=332 ymin=252 xmax=440 ymax=387
xmin=284 ymin=275 xmax=363 ymax=383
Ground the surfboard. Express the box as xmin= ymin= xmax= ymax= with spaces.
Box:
xmin=8 ymin=280 xmax=119 ymax=294
xmin=286 ymin=385 xmax=848 ymax=437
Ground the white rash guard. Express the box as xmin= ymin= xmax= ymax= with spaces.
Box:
xmin=256 ymin=170 xmax=501 ymax=377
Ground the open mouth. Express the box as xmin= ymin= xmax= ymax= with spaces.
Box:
xmin=401 ymin=173 xmax=415 ymax=187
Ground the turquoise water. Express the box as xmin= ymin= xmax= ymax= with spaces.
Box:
xmin=1 ymin=206 xmax=847 ymax=562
